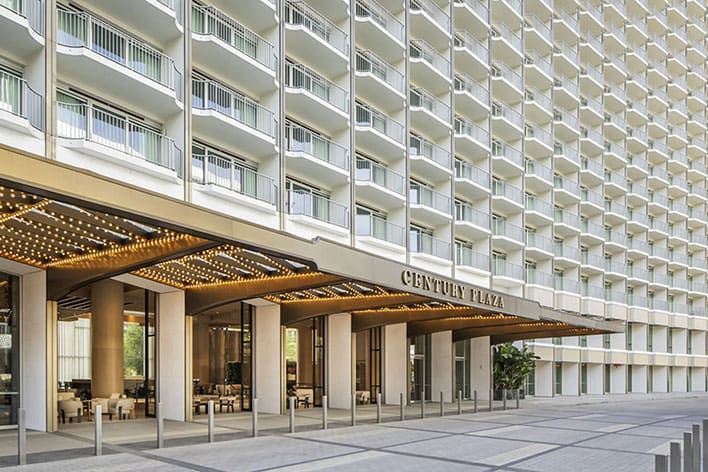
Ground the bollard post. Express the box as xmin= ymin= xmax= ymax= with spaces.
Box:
xmin=157 ymin=402 xmax=164 ymax=449
xmin=685 ymin=432 xmax=693 ymax=472
xmin=670 ymin=441 xmax=681 ymax=472
xmin=289 ymin=397 xmax=295 ymax=434
xmin=655 ymin=454 xmax=668 ymax=472
xmin=95 ymin=404 xmax=103 ymax=456
xmin=421 ymin=397 xmax=425 ymax=419
xmin=502 ymin=389 xmax=507 ymax=411
xmin=515 ymin=389 xmax=520 ymax=409
xmin=400 ymin=393 xmax=405 ymax=421
xmin=703 ymin=419 xmax=708 ymax=472
xmin=321 ymin=395 xmax=327 ymax=430
xmin=489 ymin=388 xmax=493 ymax=412
xmin=473 ymin=390 xmax=478 ymax=413
xmin=17 ymin=408 xmax=26 ymax=466
xmin=252 ymin=398 xmax=259 ymax=438
xmin=457 ymin=390 xmax=462 ymax=415
xmin=439 ymin=391 xmax=444 ymax=417
xmin=207 ymin=400 xmax=215 ymax=443
xmin=693 ymin=424 xmax=700 ymax=472
xmin=351 ymin=393 xmax=356 ymax=426
xmin=376 ymin=393 xmax=382 ymax=424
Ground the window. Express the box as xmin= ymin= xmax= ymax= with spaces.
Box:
xmin=667 ymin=328 xmax=673 ymax=354
xmin=626 ymin=323 xmax=632 ymax=351
xmin=688 ymin=331 xmax=693 ymax=355
xmin=581 ymin=364 xmax=588 ymax=394
xmin=555 ymin=362 xmax=562 ymax=395
xmin=603 ymin=333 xmax=611 ymax=349
xmin=627 ymin=365 xmax=633 ymax=393
xmin=604 ymin=364 xmax=611 ymax=393
xmin=648 ymin=325 xmax=654 ymax=352
xmin=579 ymin=335 xmax=588 ymax=348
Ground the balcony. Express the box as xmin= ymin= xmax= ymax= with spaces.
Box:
xmin=456 ymin=245 xmax=490 ymax=272
xmin=525 ymin=194 xmax=554 ymax=224
xmin=56 ymin=101 xmax=181 ymax=183
xmin=524 ymin=54 xmax=553 ymax=84
xmin=409 ymin=184 xmax=452 ymax=224
xmin=357 ymin=213 xmax=405 ymax=247
xmin=454 ymin=31 xmax=489 ymax=78
xmin=492 ymin=259 xmax=524 ymax=284
xmin=192 ymin=78 xmax=277 ymax=158
xmin=554 ymin=175 xmax=580 ymax=205
xmin=554 ymin=242 xmax=580 ymax=266
xmin=192 ymin=5 xmax=276 ymax=97
xmin=581 ymin=157 xmax=604 ymax=184
xmin=285 ymin=62 xmax=349 ymax=133
xmin=90 ymin=0 xmax=182 ymax=45
xmin=581 ymin=219 xmax=605 ymax=242
xmin=553 ymin=76 xmax=580 ymax=108
xmin=455 ymin=159 xmax=490 ymax=198
xmin=410 ymin=232 xmax=451 ymax=260
xmin=285 ymin=123 xmax=349 ymax=186
xmin=409 ymin=134 xmax=452 ymax=181
xmin=409 ymin=0 xmax=451 ymax=47
xmin=454 ymin=0 xmax=489 ymax=31
xmin=410 ymin=40 xmax=452 ymax=94
xmin=56 ymin=8 xmax=182 ymax=118
xmin=192 ymin=153 xmax=277 ymax=209
xmin=355 ymin=102 xmax=406 ymax=161
xmin=454 ymin=116 xmax=489 ymax=157
xmin=580 ymin=126 xmax=604 ymax=156
xmin=581 ymin=252 xmax=605 ymax=273
xmin=454 ymin=74 xmax=490 ymax=119
xmin=525 ymin=159 xmax=553 ymax=192
xmin=491 ymin=103 xmax=523 ymax=141
xmin=553 ymin=110 xmax=580 ymax=142
xmin=410 ymin=87 xmax=451 ymax=138
xmin=491 ymin=23 xmax=523 ymax=62
xmin=355 ymin=158 xmax=406 ymax=209
xmin=524 ymin=88 xmax=552 ymax=122
xmin=553 ymin=43 xmax=580 ymax=77
xmin=355 ymin=50 xmax=405 ymax=112
xmin=554 ymin=208 xmax=580 ymax=234
xmin=523 ymin=125 xmax=553 ymax=160
xmin=491 ymin=64 xmax=523 ymax=101
xmin=492 ymin=141 xmax=523 ymax=175
xmin=355 ymin=0 xmax=405 ymax=62
xmin=492 ymin=220 xmax=524 ymax=250
xmin=525 ymin=231 xmax=553 ymax=257
xmin=492 ymin=180 xmax=523 ymax=213
xmin=284 ymin=1 xmax=349 ymax=76
xmin=287 ymin=190 xmax=349 ymax=230
xmin=0 ymin=0 xmax=43 ymax=60
xmin=0 ymin=70 xmax=43 ymax=134
xmin=554 ymin=142 xmax=580 ymax=170
xmin=455 ymin=201 xmax=490 ymax=240
xmin=526 ymin=268 xmax=553 ymax=288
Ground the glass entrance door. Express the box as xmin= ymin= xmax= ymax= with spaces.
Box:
xmin=409 ymin=335 xmax=431 ymax=402
xmin=0 ymin=273 xmax=19 ymax=427
xmin=454 ymin=340 xmax=471 ymax=399
xmin=143 ymin=290 xmax=156 ymax=417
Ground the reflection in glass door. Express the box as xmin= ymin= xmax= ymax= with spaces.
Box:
xmin=312 ymin=316 xmax=325 ymax=407
xmin=409 ymin=335 xmax=431 ymax=402
xmin=143 ymin=290 xmax=157 ymax=417
xmin=454 ymin=340 xmax=471 ymax=399
xmin=0 ymin=273 xmax=19 ymax=427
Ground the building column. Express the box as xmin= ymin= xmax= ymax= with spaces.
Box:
xmin=157 ymin=290 xmax=185 ymax=421
xmin=253 ymin=303 xmax=281 ymax=414
xmin=470 ymin=336 xmax=491 ymax=400
xmin=384 ymin=323 xmax=407 ymax=404
xmin=21 ymin=270 xmax=48 ymax=431
xmin=431 ymin=331 xmax=453 ymax=402
xmin=327 ymin=313 xmax=351 ymax=409
xmin=91 ymin=279 xmax=124 ymax=398
xmin=562 ymin=363 xmax=579 ymax=396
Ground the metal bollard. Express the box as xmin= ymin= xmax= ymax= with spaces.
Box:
xmin=95 ymin=405 xmax=103 ymax=456
xmin=685 ymin=432 xmax=693 ymax=472
xmin=502 ymin=389 xmax=507 ymax=411
xmin=439 ymin=391 xmax=444 ymax=417
xmin=473 ymin=390 xmax=478 ymax=413
xmin=289 ymin=397 xmax=296 ymax=434
xmin=157 ymin=402 xmax=164 ymax=449
xmin=207 ymin=400 xmax=215 ymax=443
xmin=399 ymin=393 xmax=405 ymax=421
xmin=252 ymin=399 xmax=259 ymax=438
xmin=703 ymin=419 xmax=708 ymax=472
xmin=489 ymin=388 xmax=493 ymax=412
xmin=670 ymin=441 xmax=681 ymax=472
xmin=457 ymin=390 xmax=462 ymax=415
xmin=321 ymin=395 xmax=327 ymax=430
xmin=351 ymin=393 xmax=356 ymax=426
xmin=17 ymin=408 xmax=26 ymax=466
xmin=420 ymin=397 xmax=425 ymax=419
xmin=376 ymin=393 xmax=382 ymax=424
xmin=515 ymin=389 xmax=520 ymax=409
xmin=655 ymin=454 xmax=668 ymax=472
xmin=693 ymin=424 xmax=701 ymax=472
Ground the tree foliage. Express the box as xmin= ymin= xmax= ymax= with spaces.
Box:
xmin=493 ymin=343 xmax=539 ymax=390
xmin=124 ymin=324 xmax=144 ymax=377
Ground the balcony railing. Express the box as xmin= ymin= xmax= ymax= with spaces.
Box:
xmin=455 ymin=116 xmax=489 ymax=143
xmin=525 ymin=158 xmax=552 ymax=183
xmin=555 ymin=277 xmax=580 ymax=293
xmin=57 ymin=101 xmax=181 ymax=173
xmin=525 ymin=194 xmax=554 ymax=219
xmin=192 ymin=154 xmax=276 ymax=205
xmin=355 ymin=0 xmax=404 ymax=42
xmin=554 ymin=208 xmax=579 ymax=227
xmin=492 ymin=63 xmax=523 ymax=91
xmin=456 ymin=245 xmax=489 ymax=270
xmin=492 ymin=142 xmax=523 ymax=168
xmin=525 ymin=231 xmax=553 ymax=253
xmin=3 ymin=0 xmax=44 ymax=34
xmin=287 ymin=190 xmax=349 ymax=228
xmin=455 ymin=74 xmax=489 ymax=104
xmin=554 ymin=243 xmax=579 ymax=261
xmin=581 ymin=219 xmax=604 ymax=238
xmin=492 ymin=220 xmax=524 ymax=242
xmin=285 ymin=1 xmax=348 ymax=55
xmin=0 ymin=70 xmax=42 ymax=130
xmin=356 ymin=102 xmax=404 ymax=144
xmin=410 ymin=232 xmax=450 ymax=259
xmin=357 ymin=213 xmax=405 ymax=246
xmin=410 ymin=40 xmax=451 ymax=76
xmin=410 ymin=184 xmax=451 ymax=214
xmin=57 ymin=9 xmax=181 ymax=95
xmin=526 ymin=268 xmax=553 ymax=287
xmin=581 ymin=252 xmax=605 ymax=268
xmin=409 ymin=0 xmax=450 ymax=31
xmin=581 ymin=188 xmax=604 ymax=207
xmin=554 ymin=175 xmax=579 ymax=194
xmin=286 ymin=123 xmax=348 ymax=170
xmin=355 ymin=157 xmax=405 ymax=194
xmin=410 ymin=87 xmax=451 ymax=123
xmin=526 ymin=125 xmax=553 ymax=148
xmin=192 ymin=5 xmax=276 ymax=71
xmin=492 ymin=180 xmax=522 ymax=203
xmin=192 ymin=78 xmax=277 ymax=138
xmin=454 ymin=30 xmax=489 ymax=63
xmin=285 ymin=62 xmax=348 ymax=112
xmin=356 ymin=49 xmax=404 ymax=93
xmin=455 ymin=202 xmax=489 ymax=229
xmin=455 ymin=159 xmax=489 ymax=187
xmin=493 ymin=260 xmax=524 ymax=280
xmin=493 ymin=23 xmax=522 ymax=51
xmin=409 ymin=134 xmax=451 ymax=168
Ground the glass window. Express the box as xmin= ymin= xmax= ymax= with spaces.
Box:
xmin=0 ymin=273 xmax=18 ymax=426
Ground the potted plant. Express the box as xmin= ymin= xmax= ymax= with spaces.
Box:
xmin=493 ymin=343 xmax=539 ymax=400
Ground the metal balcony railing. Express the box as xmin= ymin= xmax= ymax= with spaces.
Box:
xmin=525 ymin=125 xmax=553 ymax=148
xmin=409 ymin=0 xmax=450 ymax=31
xmin=410 ymin=40 xmax=451 ymax=76
xmin=525 ymin=53 xmax=552 ymax=77
xmin=554 ymin=208 xmax=579 ymax=227
xmin=581 ymin=157 xmax=603 ymax=176
xmin=492 ymin=23 xmax=522 ymax=51
xmin=455 ymin=158 xmax=489 ymax=187
xmin=525 ymin=231 xmax=553 ymax=253
xmin=355 ymin=0 xmax=404 ymax=42
xmin=454 ymin=0 xmax=488 ymax=21
xmin=1 ymin=0 xmax=43 ymax=34
xmin=554 ymin=75 xmax=578 ymax=97
xmin=526 ymin=268 xmax=553 ymax=287
xmin=410 ymin=232 xmax=450 ymax=259
xmin=192 ymin=154 xmax=277 ymax=205
xmin=525 ymin=159 xmax=553 ymax=183
xmin=492 ymin=180 xmax=523 ymax=203
xmin=456 ymin=245 xmax=489 ymax=270
xmin=56 ymin=101 xmax=181 ymax=174
xmin=492 ymin=142 xmax=523 ymax=168
xmin=357 ymin=213 xmax=405 ymax=246
xmin=286 ymin=123 xmax=349 ymax=170
xmin=492 ymin=219 xmax=524 ymax=242
xmin=555 ymin=277 xmax=580 ymax=293
xmin=581 ymin=188 xmax=604 ymax=207
xmin=454 ymin=30 xmax=489 ymax=63
xmin=356 ymin=49 xmax=404 ymax=93
xmin=0 ymin=70 xmax=42 ymax=130
xmin=409 ymin=184 xmax=451 ymax=214
xmin=455 ymin=74 xmax=489 ymax=104
xmin=554 ymin=243 xmax=579 ymax=261
xmin=455 ymin=202 xmax=489 ymax=229
xmin=192 ymin=78 xmax=277 ymax=138
xmin=554 ymin=175 xmax=579 ymax=194
xmin=492 ymin=63 xmax=523 ymax=91
xmin=57 ymin=9 xmax=181 ymax=96
xmin=355 ymin=157 xmax=404 ymax=195
xmin=192 ymin=5 xmax=276 ymax=71
xmin=454 ymin=116 xmax=488 ymax=143
xmin=493 ymin=260 xmax=524 ymax=280
xmin=355 ymin=102 xmax=404 ymax=144
xmin=410 ymin=134 xmax=451 ymax=168
xmin=525 ymin=194 xmax=554 ymax=219
xmin=581 ymin=219 xmax=604 ymax=238
xmin=285 ymin=62 xmax=348 ymax=112
xmin=410 ymin=87 xmax=451 ymax=123
xmin=285 ymin=1 xmax=348 ymax=55
xmin=581 ymin=252 xmax=605 ymax=268
xmin=287 ymin=190 xmax=349 ymax=228
xmin=582 ymin=284 xmax=605 ymax=299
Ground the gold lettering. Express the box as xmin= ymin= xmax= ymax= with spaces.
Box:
xmin=402 ymin=269 xmax=412 ymax=285
xmin=442 ymin=281 xmax=451 ymax=296
xmin=458 ymin=285 xmax=466 ymax=300
xmin=414 ymin=272 xmax=423 ymax=288
xmin=434 ymin=279 xmax=442 ymax=293
xmin=498 ymin=297 xmax=504 ymax=308
xmin=423 ymin=276 xmax=433 ymax=291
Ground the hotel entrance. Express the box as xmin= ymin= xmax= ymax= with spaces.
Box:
xmin=284 ymin=316 xmax=325 ymax=408
xmin=409 ymin=334 xmax=431 ymax=402
xmin=354 ymin=327 xmax=382 ymax=405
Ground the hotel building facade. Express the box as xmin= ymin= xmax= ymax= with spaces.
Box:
xmin=0 ymin=0 xmax=702 ymax=431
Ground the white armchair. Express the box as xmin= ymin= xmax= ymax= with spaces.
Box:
xmin=59 ymin=398 xmax=83 ymax=424
xmin=108 ymin=398 xmax=135 ymax=420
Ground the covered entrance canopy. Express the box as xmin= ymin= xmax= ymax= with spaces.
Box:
xmin=0 ymin=145 xmax=623 ymax=342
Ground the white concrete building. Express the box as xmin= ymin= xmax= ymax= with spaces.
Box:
xmin=0 ymin=0 xmax=705 ymax=432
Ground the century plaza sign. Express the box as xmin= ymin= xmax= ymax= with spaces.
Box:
xmin=401 ymin=269 xmax=505 ymax=308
